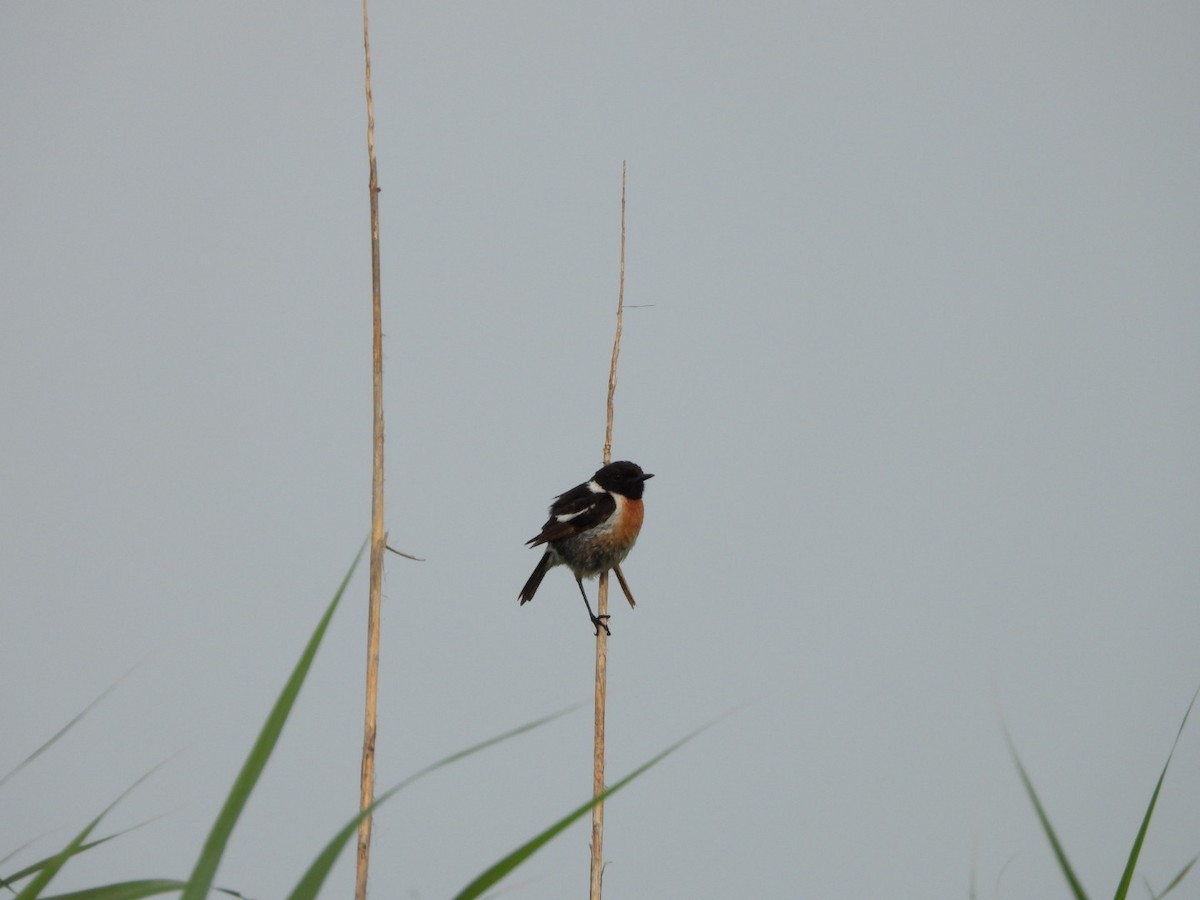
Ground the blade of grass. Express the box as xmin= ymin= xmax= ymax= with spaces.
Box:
xmin=1003 ymin=725 xmax=1089 ymax=900
xmin=15 ymin=765 xmax=163 ymax=900
xmin=1112 ymin=687 xmax=1198 ymax=900
xmin=286 ymin=701 xmax=584 ymax=900
xmin=454 ymin=720 xmax=713 ymax=900
xmin=39 ymin=879 xmax=187 ymax=900
xmin=2 ymin=837 xmax=45 ymax=875
xmin=1 ymin=818 xmax=165 ymax=891
xmin=40 ymin=884 xmax=249 ymax=900
xmin=1 ymin=666 xmax=137 ymax=789
xmin=1150 ymin=855 xmax=1198 ymax=899
xmin=181 ymin=543 xmax=366 ymax=900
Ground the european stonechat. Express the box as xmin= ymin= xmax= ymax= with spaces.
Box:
xmin=519 ymin=460 xmax=654 ymax=634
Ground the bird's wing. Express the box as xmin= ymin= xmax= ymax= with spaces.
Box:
xmin=526 ymin=484 xmax=616 ymax=546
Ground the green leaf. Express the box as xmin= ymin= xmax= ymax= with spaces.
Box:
xmin=1 ymin=667 xmax=136 ymax=789
xmin=40 ymin=879 xmax=187 ymax=900
xmin=2 ymin=836 xmax=52 ymax=880
xmin=286 ymin=702 xmax=584 ymax=900
xmin=181 ymin=542 xmax=365 ymax=900
xmin=1 ymin=819 xmax=163 ymax=891
xmin=42 ymin=883 xmax=246 ymax=900
xmin=1004 ymin=725 xmax=1089 ymax=900
xmin=14 ymin=766 xmax=162 ymax=900
xmin=453 ymin=721 xmax=714 ymax=900
xmin=1112 ymin=688 xmax=1199 ymax=900
xmin=1150 ymin=854 xmax=1198 ymax=899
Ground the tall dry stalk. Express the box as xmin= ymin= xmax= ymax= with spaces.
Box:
xmin=356 ymin=0 xmax=386 ymax=897
xmin=590 ymin=160 xmax=628 ymax=900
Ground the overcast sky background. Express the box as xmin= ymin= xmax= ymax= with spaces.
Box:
xmin=3 ymin=3 xmax=1199 ymax=898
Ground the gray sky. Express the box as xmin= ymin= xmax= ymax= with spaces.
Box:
xmin=3 ymin=2 xmax=1199 ymax=898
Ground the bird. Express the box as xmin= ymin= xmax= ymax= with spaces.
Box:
xmin=519 ymin=460 xmax=654 ymax=634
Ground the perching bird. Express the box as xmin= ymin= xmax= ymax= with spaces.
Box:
xmin=519 ymin=460 xmax=654 ymax=634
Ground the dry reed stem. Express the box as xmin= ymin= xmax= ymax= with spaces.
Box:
xmin=356 ymin=0 xmax=385 ymax=896
xmin=590 ymin=160 xmax=628 ymax=900
xmin=612 ymin=564 xmax=637 ymax=608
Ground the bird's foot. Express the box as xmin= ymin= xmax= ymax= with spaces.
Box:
xmin=590 ymin=613 xmax=611 ymax=636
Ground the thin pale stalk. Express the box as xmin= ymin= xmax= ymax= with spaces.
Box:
xmin=601 ymin=163 xmax=626 ymax=465
xmin=589 ymin=571 xmax=609 ymax=899
xmin=356 ymin=0 xmax=386 ymax=897
xmin=590 ymin=160 xmax=627 ymax=900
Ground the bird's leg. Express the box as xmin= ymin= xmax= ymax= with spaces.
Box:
xmin=576 ymin=578 xmax=610 ymax=636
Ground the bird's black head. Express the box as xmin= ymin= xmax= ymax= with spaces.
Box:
xmin=593 ymin=460 xmax=654 ymax=499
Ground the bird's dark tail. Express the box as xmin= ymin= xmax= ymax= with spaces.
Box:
xmin=519 ymin=551 xmax=554 ymax=605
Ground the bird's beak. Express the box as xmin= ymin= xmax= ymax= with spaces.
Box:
xmin=642 ymin=473 xmax=655 ymax=481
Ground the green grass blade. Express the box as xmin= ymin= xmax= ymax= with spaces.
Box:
xmin=14 ymin=766 xmax=163 ymax=900
xmin=2 ymin=837 xmax=50 ymax=879
xmin=286 ymin=701 xmax=585 ymax=900
xmin=1112 ymin=688 xmax=1199 ymax=900
xmin=1004 ymin=725 xmax=1089 ymax=900
xmin=181 ymin=543 xmax=365 ymax=900
xmin=39 ymin=879 xmax=187 ymax=900
xmin=1 ymin=667 xmax=136 ymax=790
xmin=1 ymin=818 xmax=164 ymax=891
xmin=453 ymin=721 xmax=712 ymax=900
xmin=1150 ymin=855 xmax=1198 ymax=899
xmin=13 ymin=815 xmax=107 ymax=900
xmin=1112 ymin=768 xmax=1164 ymax=900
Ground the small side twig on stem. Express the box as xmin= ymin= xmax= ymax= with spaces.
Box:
xmin=612 ymin=564 xmax=637 ymax=609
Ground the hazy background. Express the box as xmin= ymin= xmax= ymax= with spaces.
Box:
xmin=3 ymin=2 xmax=1198 ymax=898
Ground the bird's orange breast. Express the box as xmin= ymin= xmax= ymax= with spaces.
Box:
xmin=612 ymin=495 xmax=645 ymax=545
